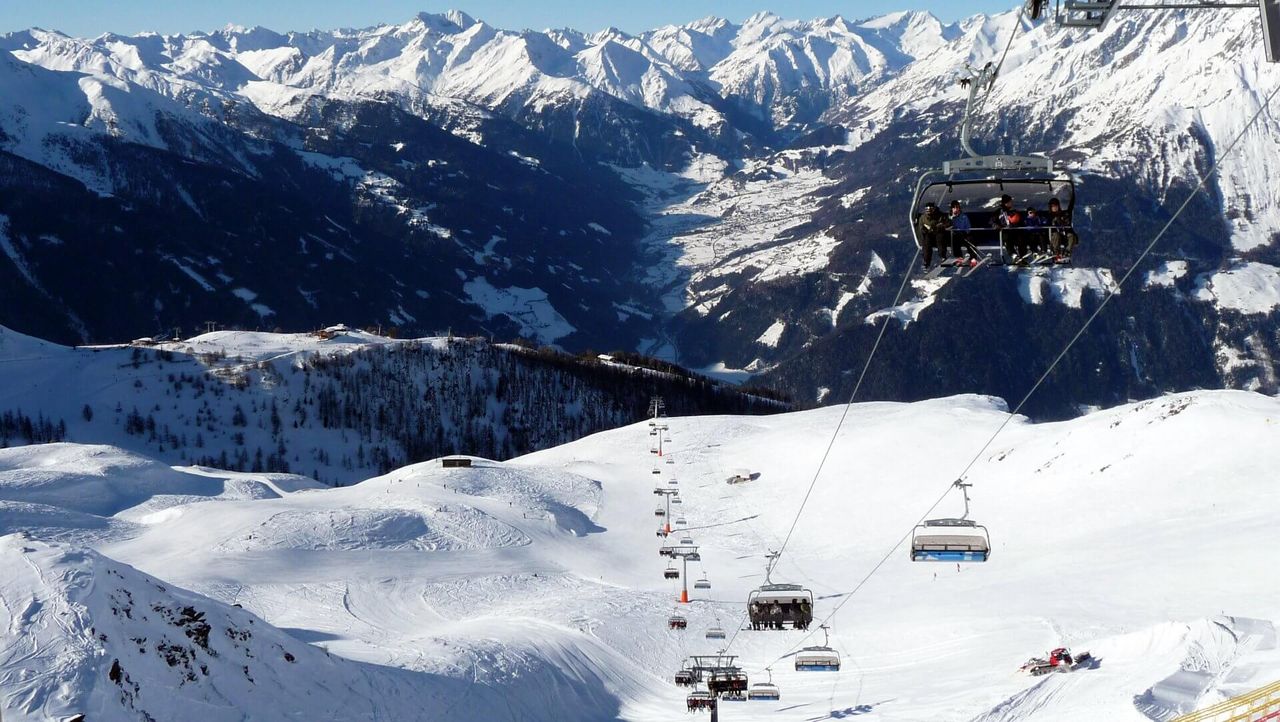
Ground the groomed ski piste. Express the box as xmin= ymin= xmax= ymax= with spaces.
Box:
xmin=2 ymin=387 xmax=1280 ymax=720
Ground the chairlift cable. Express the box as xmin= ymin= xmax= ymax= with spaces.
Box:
xmin=716 ymin=247 xmax=920 ymax=659
xmin=759 ymin=74 xmax=1280 ymax=671
xmin=766 ymin=247 xmax=921 ymax=579
xmin=979 ymin=6 xmax=1029 ymax=112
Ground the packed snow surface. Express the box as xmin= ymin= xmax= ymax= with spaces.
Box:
xmin=1193 ymin=262 xmax=1280 ymax=315
xmin=1 ymin=389 xmax=1279 ymax=720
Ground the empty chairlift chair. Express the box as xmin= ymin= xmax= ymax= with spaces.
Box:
xmin=748 ymin=669 xmax=781 ymax=701
xmin=694 ymin=574 xmax=711 ymax=590
xmin=666 ymin=456 xmax=675 ymax=464
xmin=794 ymin=625 xmax=841 ymax=671
xmin=705 ymin=626 xmax=726 ymax=640
xmin=680 ymin=536 xmax=693 ymax=545
xmin=675 ymin=517 xmax=688 ymax=527
xmin=910 ymin=481 xmax=991 ymax=563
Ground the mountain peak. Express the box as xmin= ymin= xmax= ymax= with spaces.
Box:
xmin=410 ymin=10 xmax=477 ymax=35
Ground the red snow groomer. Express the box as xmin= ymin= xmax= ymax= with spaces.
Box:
xmin=1019 ymin=647 xmax=1093 ymax=676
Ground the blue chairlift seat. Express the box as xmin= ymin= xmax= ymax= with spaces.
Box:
xmin=910 ymin=518 xmax=991 ymax=562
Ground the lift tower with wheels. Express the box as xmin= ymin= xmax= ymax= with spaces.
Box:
xmin=672 ymin=545 xmax=701 ymax=604
xmin=653 ymin=488 xmax=679 ymax=535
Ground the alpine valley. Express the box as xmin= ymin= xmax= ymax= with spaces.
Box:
xmin=1 ymin=7 xmax=1278 ymax=415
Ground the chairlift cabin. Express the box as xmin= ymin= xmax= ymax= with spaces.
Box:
xmin=794 ymin=624 xmax=841 ymax=671
xmin=684 ymin=551 xmax=702 ymax=562
xmin=722 ymin=691 xmax=747 ymax=702
xmin=706 ymin=626 xmax=726 ymax=640
xmin=910 ymin=157 xmax=1078 ymax=267
xmin=694 ymin=575 xmax=711 ymax=590
xmin=650 ymin=447 xmax=659 ymax=454
xmin=794 ymin=646 xmax=842 ymax=671
xmin=748 ymin=670 xmax=781 ymax=701
xmin=748 ymin=583 xmax=814 ymax=630
xmin=748 ymin=683 xmax=781 ymax=701
xmin=706 ymin=668 xmax=748 ymax=695
xmin=686 ymin=689 xmax=714 ymax=711
xmin=668 ymin=478 xmax=678 ymax=485
xmin=672 ymin=497 xmax=683 ymax=505
xmin=910 ymin=518 xmax=991 ymax=562
xmin=680 ymin=536 xmax=694 ymax=545
xmin=659 ymin=546 xmax=676 ymax=557
xmin=664 ymin=566 xmax=680 ymax=580
xmin=654 ymin=506 xmax=666 ymax=517
xmin=910 ymin=481 xmax=991 ymax=562
xmin=649 ymin=429 xmax=657 ymax=436
xmin=668 ymin=615 xmax=687 ymax=630
xmin=651 ymin=467 xmax=661 ymax=475
xmin=674 ymin=668 xmax=697 ymax=686
xmin=666 ymin=456 xmax=675 ymax=464
xmin=675 ymin=517 xmax=687 ymax=526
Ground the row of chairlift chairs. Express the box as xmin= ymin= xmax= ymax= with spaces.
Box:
xmin=646 ymin=425 xmax=851 ymax=712
xmin=648 ymin=443 xmax=991 ymax=714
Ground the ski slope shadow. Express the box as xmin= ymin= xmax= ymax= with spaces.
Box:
xmin=802 ymin=700 xmax=890 ymax=719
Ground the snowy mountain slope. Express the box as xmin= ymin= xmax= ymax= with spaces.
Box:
xmin=2 ymin=388 xmax=1279 ymax=720
xmin=0 ymin=325 xmax=783 ymax=483
xmin=657 ymin=8 xmax=1280 ymax=410
xmin=3 ymin=7 xmax=1280 ymax=414
xmin=2 ymin=9 xmax=957 ymax=161
xmin=0 ymin=61 xmax=657 ymax=349
xmin=0 ymin=536 xmax=628 ymax=722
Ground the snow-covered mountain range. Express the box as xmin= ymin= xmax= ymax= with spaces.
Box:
xmin=3 ymin=388 xmax=1279 ymax=720
xmin=1 ymin=7 xmax=1278 ymax=414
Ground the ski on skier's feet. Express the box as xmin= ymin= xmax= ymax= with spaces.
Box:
xmin=963 ymin=256 xmax=991 ymax=277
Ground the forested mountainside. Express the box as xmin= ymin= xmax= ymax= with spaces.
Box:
xmin=0 ymin=326 xmax=784 ymax=483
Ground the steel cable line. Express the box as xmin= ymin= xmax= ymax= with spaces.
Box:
xmin=714 ymin=247 xmax=920 ymax=656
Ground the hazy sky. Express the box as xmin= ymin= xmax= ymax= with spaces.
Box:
xmin=0 ymin=1 xmax=1011 ymax=37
